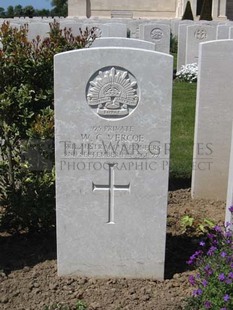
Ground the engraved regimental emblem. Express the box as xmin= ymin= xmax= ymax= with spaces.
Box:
xmin=150 ymin=28 xmax=163 ymax=40
xmin=86 ymin=67 xmax=139 ymax=119
xmin=194 ymin=28 xmax=207 ymax=40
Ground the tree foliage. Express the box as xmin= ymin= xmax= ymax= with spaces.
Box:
xmin=1 ymin=1 xmax=68 ymax=17
xmin=51 ymin=0 xmax=68 ymax=17
xmin=199 ymin=0 xmax=213 ymax=21
xmin=182 ymin=1 xmax=194 ymax=20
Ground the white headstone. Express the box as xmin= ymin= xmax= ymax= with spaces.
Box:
xmin=59 ymin=22 xmax=82 ymax=37
xmin=216 ymin=25 xmax=230 ymax=39
xmin=192 ymin=40 xmax=233 ymax=201
xmin=229 ymin=27 xmax=233 ymax=39
xmin=102 ymin=23 xmax=127 ymax=37
xmin=55 ymin=47 xmax=173 ymax=279
xmin=139 ymin=23 xmax=170 ymax=54
xmin=177 ymin=22 xmax=193 ymax=71
xmin=186 ymin=25 xmax=216 ymax=65
xmin=27 ymin=23 xmax=50 ymax=41
xmin=226 ymin=122 xmax=233 ymax=229
xmin=90 ymin=37 xmax=155 ymax=50
xmin=128 ymin=20 xmax=142 ymax=38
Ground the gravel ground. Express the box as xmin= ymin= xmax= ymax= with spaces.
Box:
xmin=0 ymin=189 xmax=226 ymax=310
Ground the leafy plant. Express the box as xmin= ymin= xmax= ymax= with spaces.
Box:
xmin=0 ymin=21 xmax=96 ymax=232
xmin=185 ymin=206 xmax=233 ymax=309
xmin=182 ymin=1 xmax=194 ymax=20
xmin=199 ymin=0 xmax=213 ymax=21
xmin=170 ymin=34 xmax=178 ymax=54
xmin=180 ymin=212 xmax=215 ymax=236
xmin=76 ymin=300 xmax=87 ymax=310
xmin=44 ymin=300 xmax=87 ymax=310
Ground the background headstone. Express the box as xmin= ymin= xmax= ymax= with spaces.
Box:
xmin=102 ymin=23 xmax=127 ymax=37
xmin=185 ymin=25 xmax=216 ymax=65
xmin=139 ymin=23 xmax=170 ymax=53
xmin=90 ymin=37 xmax=156 ymax=50
xmin=177 ymin=22 xmax=193 ymax=71
xmin=27 ymin=23 xmax=50 ymax=41
xmin=216 ymin=24 xmax=230 ymax=39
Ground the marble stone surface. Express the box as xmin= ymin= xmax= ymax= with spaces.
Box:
xmin=192 ymin=40 xmax=233 ymax=201
xmin=177 ymin=22 xmax=193 ymax=71
xmin=27 ymin=23 xmax=50 ymax=41
xmin=216 ymin=25 xmax=230 ymax=39
xmin=55 ymin=47 xmax=173 ymax=279
xmin=229 ymin=27 xmax=233 ymax=39
xmin=59 ymin=21 xmax=82 ymax=37
xmin=102 ymin=23 xmax=127 ymax=37
xmin=90 ymin=37 xmax=155 ymax=50
xmin=139 ymin=23 xmax=170 ymax=54
xmin=185 ymin=25 xmax=216 ymax=64
xmin=226 ymin=122 xmax=233 ymax=229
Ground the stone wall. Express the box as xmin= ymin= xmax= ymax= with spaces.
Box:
xmin=68 ymin=0 xmax=177 ymax=19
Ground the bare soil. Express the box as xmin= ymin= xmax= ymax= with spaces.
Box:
xmin=0 ymin=189 xmax=226 ymax=310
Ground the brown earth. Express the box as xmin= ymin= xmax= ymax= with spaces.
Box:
xmin=0 ymin=189 xmax=226 ymax=310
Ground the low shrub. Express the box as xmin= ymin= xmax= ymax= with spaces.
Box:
xmin=0 ymin=21 xmax=96 ymax=232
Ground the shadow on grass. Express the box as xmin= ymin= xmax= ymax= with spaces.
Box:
xmin=0 ymin=229 xmax=56 ymax=274
xmin=165 ymin=233 xmax=198 ymax=279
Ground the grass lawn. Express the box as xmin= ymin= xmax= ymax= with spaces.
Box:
xmin=170 ymin=81 xmax=197 ymax=184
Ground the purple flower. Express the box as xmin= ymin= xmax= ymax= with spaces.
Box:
xmin=187 ymin=250 xmax=203 ymax=265
xmin=228 ymin=205 xmax=233 ymax=212
xmin=204 ymin=264 xmax=213 ymax=276
xmin=225 ymin=231 xmax=232 ymax=238
xmin=207 ymin=233 xmax=215 ymax=239
xmin=219 ymin=273 xmax=225 ymax=281
xmin=224 ymin=294 xmax=230 ymax=302
xmin=193 ymin=288 xmax=202 ymax=297
xmin=214 ymin=225 xmax=222 ymax=232
xmin=200 ymin=241 xmax=205 ymax=247
xmin=204 ymin=301 xmax=212 ymax=308
xmin=221 ymin=251 xmax=227 ymax=258
xmin=202 ymin=279 xmax=208 ymax=287
xmin=207 ymin=246 xmax=217 ymax=256
xmin=225 ymin=278 xmax=232 ymax=284
xmin=189 ymin=275 xmax=196 ymax=286
xmin=228 ymin=272 xmax=233 ymax=279
xmin=220 ymin=308 xmax=227 ymax=310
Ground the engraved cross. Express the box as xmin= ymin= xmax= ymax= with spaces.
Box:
xmin=92 ymin=163 xmax=130 ymax=224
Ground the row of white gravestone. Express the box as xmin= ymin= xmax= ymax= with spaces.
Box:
xmin=177 ymin=22 xmax=233 ymax=70
xmin=1 ymin=20 xmax=171 ymax=54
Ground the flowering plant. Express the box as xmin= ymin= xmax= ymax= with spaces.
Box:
xmin=185 ymin=206 xmax=233 ymax=309
xmin=176 ymin=63 xmax=198 ymax=83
